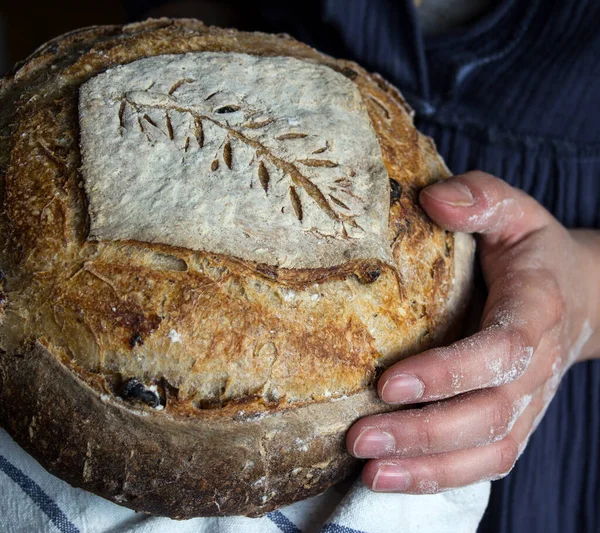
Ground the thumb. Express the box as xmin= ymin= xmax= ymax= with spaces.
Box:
xmin=419 ymin=171 xmax=551 ymax=249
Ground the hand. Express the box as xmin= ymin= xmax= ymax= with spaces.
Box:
xmin=346 ymin=171 xmax=600 ymax=493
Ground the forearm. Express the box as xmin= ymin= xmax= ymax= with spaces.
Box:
xmin=570 ymin=229 xmax=600 ymax=361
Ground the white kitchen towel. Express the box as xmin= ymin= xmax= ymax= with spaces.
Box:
xmin=0 ymin=428 xmax=490 ymax=533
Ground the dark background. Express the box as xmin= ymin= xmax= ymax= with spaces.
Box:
xmin=0 ymin=0 xmax=348 ymax=78
xmin=0 ymin=0 xmax=303 ymax=75
xmin=0 ymin=1 xmax=125 ymax=74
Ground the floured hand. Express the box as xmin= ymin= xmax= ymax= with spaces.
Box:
xmin=346 ymin=171 xmax=600 ymax=493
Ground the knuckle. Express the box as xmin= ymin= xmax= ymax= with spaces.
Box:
xmin=505 ymin=326 xmax=534 ymax=379
xmin=519 ymin=268 xmax=566 ymax=326
xmin=495 ymin=436 xmax=519 ymax=477
xmin=541 ymin=353 xmax=563 ymax=384
xmin=533 ymin=269 xmax=565 ymax=325
xmin=461 ymin=172 xmax=511 ymax=211
xmin=505 ymin=326 xmax=533 ymax=359
xmin=547 ymin=286 xmax=566 ymax=326
xmin=441 ymin=361 xmax=464 ymax=393
xmin=488 ymin=390 xmax=514 ymax=437
xmin=413 ymin=419 xmax=436 ymax=453
xmin=486 ymin=326 xmax=533 ymax=385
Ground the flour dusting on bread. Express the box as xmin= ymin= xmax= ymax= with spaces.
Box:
xmin=79 ymin=52 xmax=391 ymax=269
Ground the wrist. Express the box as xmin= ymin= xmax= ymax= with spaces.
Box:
xmin=570 ymin=229 xmax=600 ymax=361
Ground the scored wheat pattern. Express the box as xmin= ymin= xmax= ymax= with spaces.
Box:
xmin=117 ymin=80 xmax=364 ymax=236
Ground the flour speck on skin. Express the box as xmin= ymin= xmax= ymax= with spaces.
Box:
xmin=468 ymin=196 xmax=523 ymax=235
xmin=485 ymin=346 xmax=532 ymax=388
xmin=568 ymin=319 xmax=592 ymax=366
xmin=451 ymin=368 xmax=463 ymax=391
xmin=523 ymin=321 xmax=593 ymax=458
xmin=418 ymin=479 xmax=440 ymax=494
xmin=488 ymin=293 xmax=528 ymax=329
xmin=491 ymin=308 xmax=516 ymax=329
xmin=542 ymin=320 xmax=592 ymax=403
xmin=483 ymin=305 xmax=534 ymax=385
xmin=505 ymin=394 xmax=532 ymax=434
xmin=513 ymin=394 xmax=533 ymax=417
xmin=522 ymin=346 xmax=534 ymax=364
xmin=547 ymin=357 xmax=563 ymax=392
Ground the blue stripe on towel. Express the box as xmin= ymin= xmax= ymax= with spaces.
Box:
xmin=267 ymin=510 xmax=302 ymax=533
xmin=0 ymin=454 xmax=80 ymax=533
xmin=322 ymin=524 xmax=368 ymax=533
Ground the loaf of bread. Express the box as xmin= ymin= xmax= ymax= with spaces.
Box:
xmin=0 ymin=19 xmax=474 ymax=518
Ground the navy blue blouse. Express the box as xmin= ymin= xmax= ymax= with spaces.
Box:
xmin=316 ymin=2 xmax=600 ymax=532
xmin=127 ymin=1 xmax=600 ymax=530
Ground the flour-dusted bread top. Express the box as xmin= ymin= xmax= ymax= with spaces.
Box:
xmin=80 ymin=52 xmax=391 ymax=269
xmin=0 ymin=19 xmax=474 ymax=518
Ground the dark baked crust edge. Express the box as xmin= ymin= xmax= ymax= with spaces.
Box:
xmin=0 ymin=341 xmax=393 ymax=518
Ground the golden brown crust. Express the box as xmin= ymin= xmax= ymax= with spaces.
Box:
xmin=0 ymin=19 xmax=473 ymax=517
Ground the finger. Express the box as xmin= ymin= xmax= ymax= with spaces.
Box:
xmin=361 ymin=388 xmax=546 ymax=493
xmin=419 ymin=171 xmax=550 ymax=248
xmin=361 ymin=435 xmax=520 ymax=493
xmin=378 ymin=268 xmax=562 ymax=405
xmin=347 ymin=386 xmax=532 ymax=459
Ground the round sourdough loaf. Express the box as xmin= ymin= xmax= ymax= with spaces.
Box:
xmin=0 ymin=19 xmax=474 ymax=518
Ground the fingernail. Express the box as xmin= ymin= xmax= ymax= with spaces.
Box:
xmin=353 ymin=429 xmax=396 ymax=458
xmin=372 ymin=464 xmax=412 ymax=492
xmin=423 ymin=181 xmax=474 ymax=206
xmin=380 ymin=374 xmax=425 ymax=404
